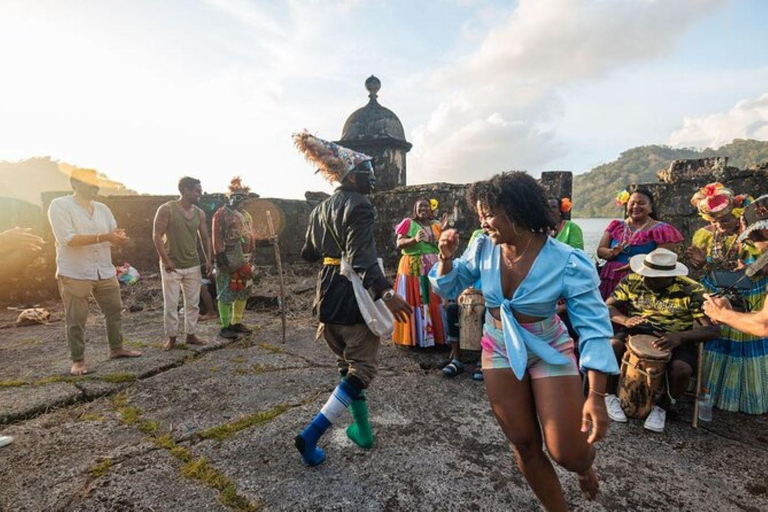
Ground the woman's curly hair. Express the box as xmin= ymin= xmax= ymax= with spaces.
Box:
xmin=467 ymin=172 xmax=557 ymax=234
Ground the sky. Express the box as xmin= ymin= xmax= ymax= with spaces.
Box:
xmin=1 ymin=0 xmax=767 ymax=199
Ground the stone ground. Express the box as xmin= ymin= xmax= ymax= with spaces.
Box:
xmin=1 ymin=279 xmax=767 ymax=511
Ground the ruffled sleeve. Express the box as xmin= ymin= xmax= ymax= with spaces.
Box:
xmin=605 ymin=219 xmax=624 ymax=238
xmin=691 ymin=227 xmax=713 ymax=250
xmin=562 ymin=250 xmax=620 ymax=375
xmin=428 ymin=234 xmax=484 ymax=301
xmin=395 ymin=218 xmax=411 ymax=236
xmin=651 ymin=222 xmax=683 ymax=245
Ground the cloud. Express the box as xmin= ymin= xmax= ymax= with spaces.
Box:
xmin=410 ymin=0 xmax=725 ymax=183
xmin=669 ymin=92 xmax=768 ymax=148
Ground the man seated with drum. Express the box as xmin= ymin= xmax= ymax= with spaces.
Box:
xmin=604 ymin=248 xmax=719 ymax=432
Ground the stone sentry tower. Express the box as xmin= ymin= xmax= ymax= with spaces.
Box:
xmin=336 ymin=76 xmax=412 ymax=192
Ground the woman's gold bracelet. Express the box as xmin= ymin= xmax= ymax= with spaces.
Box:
xmin=589 ymin=388 xmax=608 ymax=398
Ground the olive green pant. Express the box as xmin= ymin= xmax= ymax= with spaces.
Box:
xmin=57 ymin=276 xmax=123 ymax=362
xmin=317 ymin=323 xmax=380 ymax=388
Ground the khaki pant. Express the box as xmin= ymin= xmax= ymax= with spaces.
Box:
xmin=161 ymin=265 xmax=201 ymax=337
xmin=57 ymin=276 xmax=123 ymax=361
xmin=318 ymin=323 xmax=380 ymax=388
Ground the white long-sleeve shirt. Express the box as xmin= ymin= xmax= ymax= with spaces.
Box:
xmin=47 ymin=195 xmax=118 ymax=280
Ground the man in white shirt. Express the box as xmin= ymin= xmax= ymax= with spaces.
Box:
xmin=47 ymin=168 xmax=141 ymax=375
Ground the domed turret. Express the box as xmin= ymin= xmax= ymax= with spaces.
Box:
xmin=336 ymin=76 xmax=411 ymax=191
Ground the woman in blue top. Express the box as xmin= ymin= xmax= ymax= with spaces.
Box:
xmin=430 ymin=173 xmax=618 ymax=510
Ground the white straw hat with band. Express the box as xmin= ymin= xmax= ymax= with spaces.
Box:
xmin=629 ymin=248 xmax=688 ymax=278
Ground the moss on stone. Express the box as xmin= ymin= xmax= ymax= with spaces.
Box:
xmin=200 ymin=404 xmax=291 ymax=441
xmin=0 ymin=379 xmax=28 ymax=388
xmin=180 ymin=457 xmax=260 ymax=511
xmin=170 ymin=445 xmax=192 ymax=463
xmin=88 ymin=458 xmax=112 ymax=478
xmin=138 ymin=420 xmax=159 ymax=434
xmin=152 ymin=433 xmax=175 ymax=450
xmin=101 ymin=372 xmax=137 ymax=384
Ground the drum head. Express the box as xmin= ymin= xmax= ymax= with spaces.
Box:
xmin=458 ymin=288 xmax=484 ymax=305
xmin=627 ymin=334 xmax=671 ymax=360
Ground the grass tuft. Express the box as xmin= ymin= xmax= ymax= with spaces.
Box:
xmin=200 ymin=404 xmax=290 ymax=441
xmin=111 ymin=392 xmax=129 ymax=408
xmin=230 ymin=356 xmax=246 ymax=363
xmin=180 ymin=457 xmax=260 ymax=511
xmin=37 ymin=375 xmax=87 ymax=385
xmin=124 ymin=340 xmax=148 ymax=349
xmin=119 ymin=406 xmax=142 ymax=425
xmin=170 ymin=445 xmax=193 ymax=463
xmin=101 ymin=372 xmax=137 ymax=384
xmin=152 ymin=433 xmax=175 ymax=450
xmin=138 ymin=420 xmax=159 ymax=434
xmin=257 ymin=343 xmax=283 ymax=354
xmin=88 ymin=458 xmax=112 ymax=478
xmin=0 ymin=379 xmax=28 ymax=388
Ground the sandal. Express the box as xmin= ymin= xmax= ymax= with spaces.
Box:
xmin=471 ymin=371 xmax=484 ymax=381
xmin=441 ymin=360 xmax=464 ymax=378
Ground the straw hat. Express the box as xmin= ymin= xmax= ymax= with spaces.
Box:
xmin=629 ymin=248 xmax=688 ymax=278
xmin=738 ymin=195 xmax=768 ymax=242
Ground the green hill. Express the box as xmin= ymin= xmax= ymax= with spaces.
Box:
xmin=573 ymin=139 xmax=768 ymax=217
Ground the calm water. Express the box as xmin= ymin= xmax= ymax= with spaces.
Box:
xmin=572 ymin=218 xmax=617 ymax=259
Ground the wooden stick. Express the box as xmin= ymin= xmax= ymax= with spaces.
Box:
xmin=266 ymin=211 xmax=286 ymax=343
xmin=692 ymin=342 xmax=703 ymax=429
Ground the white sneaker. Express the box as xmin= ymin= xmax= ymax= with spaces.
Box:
xmin=644 ymin=406 xmax=666 ymax=433
xmin=0 ymin=435 xmax=13 ymax=448
xmin=605 ymin=394 xmax=627 ymax=423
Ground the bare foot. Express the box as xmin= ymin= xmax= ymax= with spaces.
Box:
xmin=70 ymin=361 xmax=89 ymax=375
xmin=163 ymin=337 xmax=177 ymax=351
xmin=186 ymin=334 xmax=206 ymax=346
xmin=578 ymin=468 xmax=600 ymax=501
xmin=198 ymin=314 xmax=218 ymax=322
xmin=109 ymin=348 xmax=142 ymax=359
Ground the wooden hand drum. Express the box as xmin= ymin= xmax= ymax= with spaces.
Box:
xmin=458 ymin=288 xmax=485 ymax=352
xmin=618 ymin=334 xmax=671 ymax=419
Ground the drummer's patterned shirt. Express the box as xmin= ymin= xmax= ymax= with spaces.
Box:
xmin=611 ymin=274 xmax=706 ymax=333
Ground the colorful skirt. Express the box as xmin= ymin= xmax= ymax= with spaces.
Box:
xmin=701 ymin=274 xmax=768 ymax=414
xmin=392 ymin=253 xmax=446 ymax=347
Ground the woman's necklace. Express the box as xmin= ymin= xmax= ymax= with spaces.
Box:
xmin=620 ymin=217 xmax=653 ymax=252
xmin=503 ymin=236 xmax=533 ymax=266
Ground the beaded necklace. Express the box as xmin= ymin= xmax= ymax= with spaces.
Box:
xmin=619 ymin=218 xmax=653 ymax=253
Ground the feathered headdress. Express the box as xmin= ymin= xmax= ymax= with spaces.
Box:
xmin=227 ymin=176 xmax=250 ymax=197
xmin=293 ymin=131 xmax=372 ymax=183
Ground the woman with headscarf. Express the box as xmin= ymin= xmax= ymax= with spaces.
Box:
xmin=686 ymin=183 xmax=768 ymax=414
xmin=392 ymin=198 xmax=447 ymax=347
xmin=596 ymin=188 xmax=683 ymax=300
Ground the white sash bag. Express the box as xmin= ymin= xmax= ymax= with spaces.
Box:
xmin=339 ymin=256 xmax=394 ymax=338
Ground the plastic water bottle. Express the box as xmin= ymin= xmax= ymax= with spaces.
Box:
xmin=698 ymin=388 xmax=713 ymax=422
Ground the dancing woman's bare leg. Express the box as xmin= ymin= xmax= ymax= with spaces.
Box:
xmin=533 ymin=374 xmax=599 ymax=500
xmin=484 ymin=368 xmax=569 ymax=512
